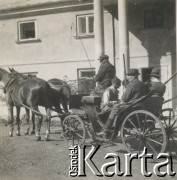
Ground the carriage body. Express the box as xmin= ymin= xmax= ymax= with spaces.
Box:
xmin=62 ymin=93 xmax=177 ymax=156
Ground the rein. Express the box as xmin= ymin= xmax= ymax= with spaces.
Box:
xmin=9 ymin=91 xmax=47 ymax=118
xmin=9 ymin=91 xmax=67 ymax=118
xmin=3 ymin=77 xmax=17 ymax=93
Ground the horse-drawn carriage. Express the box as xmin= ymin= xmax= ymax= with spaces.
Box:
xmin=0 ymin=67 xmax=176 ymax=156
xmin=62 ymin=92 xmax=177 ymax=156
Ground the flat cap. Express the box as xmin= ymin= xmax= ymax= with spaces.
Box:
xmin=97 ymin=54 xmax=109 ymax=61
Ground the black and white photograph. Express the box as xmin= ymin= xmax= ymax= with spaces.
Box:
xmin=0 ymin=0 xmax=177 ymax=179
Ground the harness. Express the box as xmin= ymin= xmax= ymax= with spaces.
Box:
xmin=3 ymin=77 xmax=16 ymax=93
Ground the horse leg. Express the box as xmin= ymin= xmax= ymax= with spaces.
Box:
xmin=45 ymin=108 xmax=51 ymax=141
xmin=8 ymin=105 xmax=14 ymax=137
xmin=61 ymin=99 xmax=68 ymax=113
xmin=24 ymin=108 xmax=30 ymax=135
xmin=16 ymin=106 xmax=21 ymax=136
xmin=31 ymin=112 xmax=35 ymax=135
xmin=33 ymin=106 xmax=42 ymax=141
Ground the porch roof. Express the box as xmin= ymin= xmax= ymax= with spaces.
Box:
xmin=0 ymin=0 xmax=174 ymax=11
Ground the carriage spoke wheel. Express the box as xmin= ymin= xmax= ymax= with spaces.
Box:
xmin=161 ymin=108 xmax=177 ymax=156
xmin=62 ymin=115 xmax=86 ymax=146
xmin=121 ymin=110 xmax=166 ymax=157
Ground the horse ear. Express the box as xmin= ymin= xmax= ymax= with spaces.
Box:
xmin=8 ymin=67 xmax=12 ymax=72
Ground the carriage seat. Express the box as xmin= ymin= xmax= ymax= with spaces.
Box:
xmin=82 ymin=96 xmax=101 ymax=106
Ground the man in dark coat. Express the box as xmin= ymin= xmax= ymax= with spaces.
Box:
xmin=93 ymin=55 xmax=116 ymax=95
xmin=121 ymin=69 xmax=145 ymax=103
xmin=143 ymin=67 xmax=166 ymax=116
xmin=97 ymin=69 xmax=146 ymax=138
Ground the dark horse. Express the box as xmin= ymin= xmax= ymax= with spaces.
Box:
xmin=8 ymin=68 xmax=71 ymax=135
xmin=0 ymin=68 xmax=53 ymax=140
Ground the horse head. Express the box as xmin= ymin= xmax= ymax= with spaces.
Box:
xmin=8 ymin=67 xmax=22 ymax=78
xmin=0 ymin=68 xmax=10 ymax=83
xmin=8 ymin=67 xmax=30 ymax=81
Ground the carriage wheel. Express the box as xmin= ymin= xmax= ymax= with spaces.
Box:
xmin=62 ymin=115 xmax=86 ymax=146
xmin=161 ymin=108 xmax=177 ymax=156
xmin=121 ymin=110 xmax=166 ymax=157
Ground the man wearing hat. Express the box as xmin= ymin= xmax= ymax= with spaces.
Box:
xmin=97 ymin=68 xmax=145 ymax=138
xmin=122 ymin=68 xmax=145 ymax=103
xmin=94 ymin=55 xmax=116 ymax=95
xmin=143 ymin=67 xmax=166 ymax=115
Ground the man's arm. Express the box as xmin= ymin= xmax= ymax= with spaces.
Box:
xmin=95 ymin=64 xmax=107 ymax=82
xmin=121 ymin=84 xmax=133 ymax=103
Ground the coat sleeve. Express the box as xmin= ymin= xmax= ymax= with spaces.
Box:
xmin=121 ymin=84 xmax=133 ymax=102
xmin=95 ymin=64 xmax=107 ymax=82
xmin=162 ymin=85 xmax=166 ymax=96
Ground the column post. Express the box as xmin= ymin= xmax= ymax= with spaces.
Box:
xmin=94 ymin=0 xmax=105 ymax=72
xmin=118 ymin=0 xmax=130 ymax=80
xmin=175 ymin=0 xmax=177 ymax=111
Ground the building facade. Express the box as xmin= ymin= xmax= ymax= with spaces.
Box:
xmin=0 ymin=0 xmax=176 ymax=109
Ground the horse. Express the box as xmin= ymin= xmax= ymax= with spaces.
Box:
xmin=8 ymin=68 xmax=71 ymax=134
xmin=0 ymin=67 xmax=52 ymax=140
xmin=48 ymin=78 xmax=71 ymax=113
xmin=9 ymin=68 xmax=71 ymax=113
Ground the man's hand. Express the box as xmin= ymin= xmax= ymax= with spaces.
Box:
xmin=107 ymin=101 xmax=117 ymax=107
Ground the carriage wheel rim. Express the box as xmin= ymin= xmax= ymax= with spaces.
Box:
xmin=161 ymin=108 xmax=177 ymax=155
xmin=62 ymin=115 xmax=86 ymax=145
xmin=121 ymin=110 xmax=167 ymax=157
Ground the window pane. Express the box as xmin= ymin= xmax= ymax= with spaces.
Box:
xmin=78 ymin=17 xmax=86 ymax=34
xmin=80 ymin=71 xmax=95 ymax=78
xmin=88 ymin=16 xmax=94 ymax=33
xmin=20 ymin=22 xmax=35 ymax=39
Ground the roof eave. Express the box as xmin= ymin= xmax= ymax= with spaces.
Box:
xmin=0 ymin=1 xmax=93 ymax=20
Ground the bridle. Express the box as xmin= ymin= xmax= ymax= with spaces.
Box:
xmin=2 ymin=75 xmax=18 ymax=93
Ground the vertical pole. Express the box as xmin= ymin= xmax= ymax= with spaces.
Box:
xmin=175 ymin=0 xmax=177 ymax=112
xmin=94 ymin=0 xmax=105 ymax=73
xmin=118 ymin=0 xmax=130 ymax=80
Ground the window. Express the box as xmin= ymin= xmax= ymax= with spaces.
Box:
xmin=77 ymin=68 xmax=95 ymax=94
xmin=18 ymin=20 xmax=38 ymax=42
xmin=144 ymin=9 xmax=164 ymax=29
xmin=76 ymin=14 xmax=94 ymax=37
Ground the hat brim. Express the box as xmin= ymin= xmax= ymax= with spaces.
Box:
xmin=150 ymin=74 xmax=160 ymax=77
xmin=97 ymin=58 xmax=107 ymax=61
xmin=126 ymin=73 xmax=140 ymax=76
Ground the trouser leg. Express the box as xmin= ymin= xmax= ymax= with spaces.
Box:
xmin=104 ymin=104 xmax=120 ymax=131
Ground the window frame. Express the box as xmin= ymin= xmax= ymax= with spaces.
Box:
xmin=17 ymin=20 xmax=40 ymax=43
xmin=77 ymin=68 xmax=96 ymax=94
xmin=77 ymin=68 xmax=95 ymax=79
xmin=76 ymin=14 xmax=94 ymax=39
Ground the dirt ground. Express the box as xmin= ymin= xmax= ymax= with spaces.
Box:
xmin=0 ymin=118 xmax=177 ymax=180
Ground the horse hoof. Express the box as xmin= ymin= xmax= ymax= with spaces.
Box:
xmin=31 ymin=131 xmax=35 ymax=135
xmin=36 ymin=136 xmax=41 ymax=141
xmin=16 ymin=133 xmax=21 ymax=136
xmin=24 ymin=132 xmax=29 ymax=136
xmin=45 ymin=135 xmax=50 ymax=141
xmin=9 ymin=132 xmax=13 ymax=137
